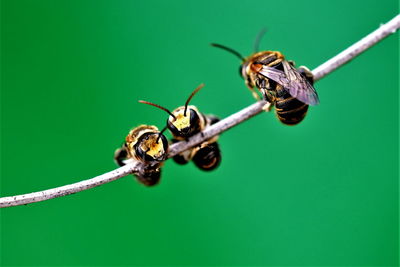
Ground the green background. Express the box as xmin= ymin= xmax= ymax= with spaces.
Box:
xmin=1 ymin=0 xmax=398 ymax=266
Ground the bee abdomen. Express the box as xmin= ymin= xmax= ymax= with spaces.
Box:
xmin=173 ymin=150 xmax=192 ymax=165
xmin=136 ymin=168 xmax=161 ymax=186
xmin=275 ymin=99 xmax=308 ymax=125
xmin=275 ymin=95 xmax=305 ymax=110
xmin=192 ymin=142 xmax=221 ymax=171
xmin=274 ymin=84 xmax=309 ymax=125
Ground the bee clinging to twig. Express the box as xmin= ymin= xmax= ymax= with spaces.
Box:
xmin=212 ymin=29 xmax=319 ymax=125
xmin=114 ymin=125 xmax=168 ymax=186
xmin=139 ymin=84 xmax=221 ymax=171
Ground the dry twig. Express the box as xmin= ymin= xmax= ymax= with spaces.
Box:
xmin=1 ymin=14 xmax=399 ymax=208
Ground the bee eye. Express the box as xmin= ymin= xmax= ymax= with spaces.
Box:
xmin=189 ymin=109 xmax=200 ymax=130
xmin=239 ymin=64 xmax=244 ymax=77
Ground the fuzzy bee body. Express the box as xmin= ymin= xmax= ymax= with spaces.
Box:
xmin=114 ymin=125 xmax=168 ymax=186
xmin=212 ymin=36 xmax=319 ymax=125
xmin=244 ymin=51 xmax=317 ymax=125
xmin=244 ymin=51 xmax=315 ymax=125
xmin=140 ymin=84 xmax=222 ymax=172
xmin=171 ymin=112 xmax=221 ymax=170
xmin=274 ymin=83 xmax=309 ymax=125
xmin=192 ymin=142 xmax=221 ymax=171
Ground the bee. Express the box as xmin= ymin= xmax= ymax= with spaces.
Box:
xmin=114 ymin=125 xmax=168 ymax=186
xmin=139 ymin=84 xmax=221 ymax=171
xmin=212 ymin=31 xmax=319 ymax=125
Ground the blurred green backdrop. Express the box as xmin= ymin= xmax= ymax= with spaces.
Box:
xmin=1 ymin=0 xmax=398 ymax=266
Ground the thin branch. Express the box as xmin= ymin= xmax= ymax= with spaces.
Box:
xmin=168 ymin=101 xmax=269 ymax=157
xmin=313 ymin=14 xmax=400 ymax=81
xmin=1 ymin=14 xmax=399 ymax=208
xmin=0 ymin=164 xmax=137 ymax=208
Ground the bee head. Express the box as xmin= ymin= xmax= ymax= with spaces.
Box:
xmin=212 ymin=29 xmax=267 ymax=82
xmin=167 ymin=105 xmax=201 ymax=139
xmin=133 ymin=131 xmax=168 ymax=163
xmin=139 ymin=83 xmax=205 ymax=140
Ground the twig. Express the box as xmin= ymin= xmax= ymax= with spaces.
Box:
xmin=0 ymin=164 xmax=137 ymax=208
xmin=168 ymin=101 xmax=269 ymax=157
xmin=313 ymin=14 xmax=400 ymax=81
xmin=1 ymin=14 xmax=399 ymax=208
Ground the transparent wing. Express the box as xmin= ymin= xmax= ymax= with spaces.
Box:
xmin=258 ymin=61 xmax=320 ymax=106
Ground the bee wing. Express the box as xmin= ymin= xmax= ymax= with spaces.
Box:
xmin=258 ymin=61 xmax=320 ymax=106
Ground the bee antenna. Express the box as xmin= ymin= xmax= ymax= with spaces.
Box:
xmin=138 ymin=100 xmax=176 ymax=120
xmin=156 ymin=126 xmax=167 ymax=144
xmin=184 ymin=83 xmax=205 ymax=116
xmin=211 ymin=43 xmax=245 ymax=61
xmin=253 ymin=28 xmax=267 ymax=53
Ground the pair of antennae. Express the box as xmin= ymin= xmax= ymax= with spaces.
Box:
xmin=211 ymin=28 xmax=267 ymax=60
xmin=139 ymin=83 xmax=205 ymax=120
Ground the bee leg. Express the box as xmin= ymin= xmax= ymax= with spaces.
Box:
xmin=298 ymin=66 xmax=314 ymax=85
xmin=245 ymin=80 xmax=261 ymax=100
xmin=173 ymin=151 xmax=191 ymax=165
xmin=260 ymin=89 xmax=273 ymax=111
xmin=262 ymin=101 xmax=273 ymax=112
xmin=260 ymin=88 xmax=268 ymax=99
xmin=114 ymin=145 xmax=128 ymax=166
xmin=258 ymin=82 xmax=273 ymax=112
xmin=287 ymin=60 xmax=296 ymax=67
xmin=250 ymin=87 xmax=261 ymax=101
xmin=255 ymin=76 xmax=269 ymax=101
